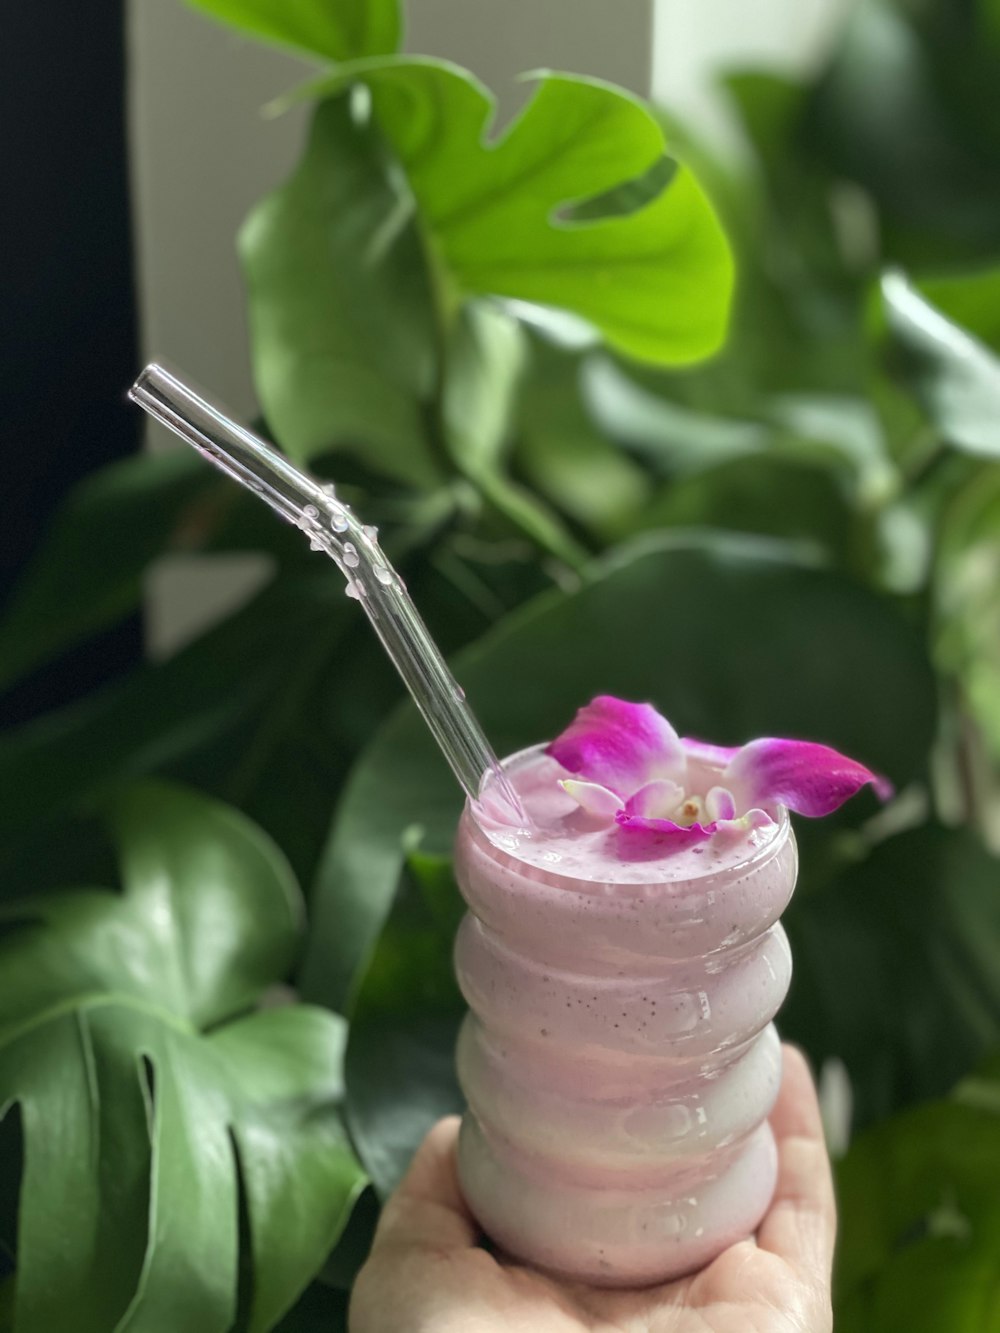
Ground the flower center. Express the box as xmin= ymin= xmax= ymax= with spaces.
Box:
xmin=675 ymin=794 xmax=705 ymax=827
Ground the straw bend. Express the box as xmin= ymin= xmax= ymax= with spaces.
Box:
xmin=130 ymin=362 xmax=528 ymax=826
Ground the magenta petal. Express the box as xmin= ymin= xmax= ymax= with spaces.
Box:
xmin=547 ymin=696 xmax=685 ymax=794
xmin=615 ymin=809 xmax=717 ymax=847
xmin=724 ymin=738 xmax=893 ymax=817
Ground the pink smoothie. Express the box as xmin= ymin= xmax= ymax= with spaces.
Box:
xmin=453 ymin=746 xmax=797 ymax=1286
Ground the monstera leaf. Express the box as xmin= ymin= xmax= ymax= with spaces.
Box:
xmin=186 ymin=0 xmax=400 ymax=63
xmin=306 ymin=58 xmax=733 ymax=366
xmin=0 ymin=784 xmax=365 ymax=1333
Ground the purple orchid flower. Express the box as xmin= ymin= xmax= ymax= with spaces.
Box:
xmin=546 ymin=696 xmax=892 ymax=846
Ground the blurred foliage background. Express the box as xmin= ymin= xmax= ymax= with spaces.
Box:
xmin=2 ymin=0 xmax=1000 ymax=1328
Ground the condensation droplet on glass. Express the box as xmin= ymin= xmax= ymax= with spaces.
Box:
xmin=330 ymin=511 xmax=349 ymax=533
xmin=322 ymin=482 xmax=337 ymax=498
xmin=343 ymin=543 xmax=360 ymax=569
xmin=303 ymin=504 xmax=319 ymax=518
xmin=454 ymin=684 xmax=466 ymax=702
xmin=373 ymin=564 xmax=393 ymax=586
xmin=363 ymin=525 xmax=379 ymax=543
xmin=345 ymin=580 xmax=361 ymax=601
xmin=309 ymin=537 xmax=323 ymax=551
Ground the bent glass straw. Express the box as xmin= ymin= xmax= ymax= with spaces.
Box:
xmin=129 ymin=363 xmax=528 ymax=827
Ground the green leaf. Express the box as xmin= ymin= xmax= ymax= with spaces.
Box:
xmin=344 ymin=858 xmax=465 ymax=1196
xmin=0 ymin=573 xmax=351 ymax=895
xmin=631 ymin=454 xmax=855 ymax=564
xmin=310 ymin=58 xmax=734 ymax=366
xmin=935 ymin=463 xmax=1000 ymax=759
xmin=514 ymin=342 xmax=652 ymax=541
xmin=240 ymin=95 xmax=442 ymax=485
xmin=835 ymin=1092 xmax=1000 ymax=1330
xmin=0 ymin=443 xmax=317 ymax=699
xmin=0 ymin=784 xmax=365 ymax=1333
xmin=186 ymin=0 xmax=400 ymax=63
xmin=784 ymin=824 xmax=1000 ymax=1131
xmin=442 ymin=301 xmax=526 ymax=476
xmin=0 ymin=451 xmax=208 ymax=696
xmin=883 ymin=271 xmax=1000 ymax=458
xmin=439 ymin=303 xmax=585 ymax=566
xmin=302 ymin=531 xmax=937 ymax=1013
xmin=920 ymin=265 xmax=1000 ymax=355
xmin=804 ymin=0 xmax=1000 ymax=268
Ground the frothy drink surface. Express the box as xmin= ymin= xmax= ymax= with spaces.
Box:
xmin=453 ymin=747 xmax=798 ymax=1285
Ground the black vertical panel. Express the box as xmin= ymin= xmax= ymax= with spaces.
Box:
xmin=0 ymin=2 xmax=142 ymax=725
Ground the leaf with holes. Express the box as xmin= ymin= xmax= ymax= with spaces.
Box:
xmin=306 ymin=58 xmax=733 ymax=365
xmin=0 ymin=783 xmax=365 ymax=1333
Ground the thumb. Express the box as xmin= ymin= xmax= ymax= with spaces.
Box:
xmin=371 ymin=1116 xmax=478 ymax=1254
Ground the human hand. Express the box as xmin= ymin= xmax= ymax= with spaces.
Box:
xmin=350 ymin=1044 xmax=835 ymax=1332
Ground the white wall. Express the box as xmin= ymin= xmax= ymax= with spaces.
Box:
xmin=129 ymin=0 xmax=845 ymax=655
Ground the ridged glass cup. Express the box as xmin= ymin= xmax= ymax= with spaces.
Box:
xmin=453 ymin=745 xmax=798 ymax=1286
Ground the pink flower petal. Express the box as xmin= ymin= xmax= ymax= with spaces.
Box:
xmin=681 ymin=737 xmax=740 ymax=767
xmin=615 ymin=809 xmax=717 ymax=847
xmin=724 ymin=738 xmax=893 ymax=818
xmin=626 ymin=779 xmax=685 ymax=821
xmin=705 ymin=786 xmax=736 ymax=821
xmin=560 ymin=779 xmax=622 ymax=821
xmin=547 ymin=696 xmax=685 ymax=795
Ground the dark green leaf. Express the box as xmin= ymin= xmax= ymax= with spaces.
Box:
xmin=835 ymin=1090 xmax=1000 ymax=1330
xmin=272 ymin=1282 xmax=349 ymax=1333
xmin=784 ymin=824 xmax=1000 ymax=1130
xmin=883 ymin=271 xmax=1000 ymax=458
xmin=240 ymin=95 xmax=442 ymax=485
xmin=344 ymin=859 xmax=464 ymax=1196
xmin=0 ymin=451 xmax=208 ymax=697
xmin=0 ymin=575 xmax=349 ymax=895
xmin=303 ymin=531 xmax=937 ymax=1013
xmin=631 ymin=454 xmax=855 ymax=564
xmin=804 ymin=0 xmax=1000 ymax=268
xmin=309 ymin=58 xmax=734 ymax=366
xmin=0 ymin=785 xmax=365 ymax=1332
xmin=186 ymin=0 xmax=400 ymax=63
